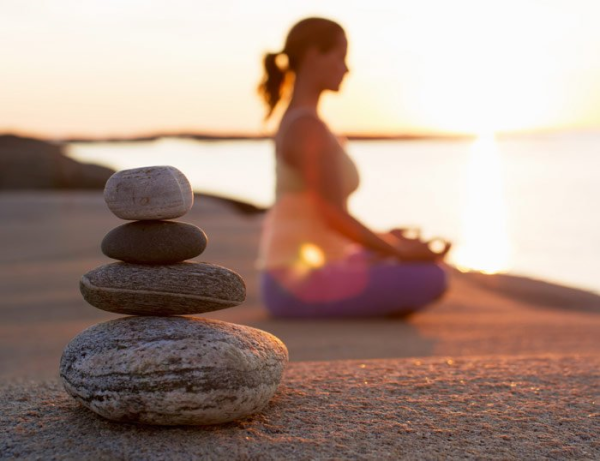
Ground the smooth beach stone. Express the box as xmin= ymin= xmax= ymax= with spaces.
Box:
xmin=101 ymin=220 xmax=208 ymax=264
xmin=59 ymin=316 xmax=289 ymax=425
xmin=104 ymin=166 xmax=193 ymax=220
xmin=80 ymin=262 xmax=245 ymax=315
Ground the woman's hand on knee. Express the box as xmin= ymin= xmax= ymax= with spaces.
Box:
xmin=388 ymin=227 xmax=421 ymax=241
xmin=385 ymin=228 xmax=452 ymax=263
xmin=395 ymin=237 xmax=452 ymax=263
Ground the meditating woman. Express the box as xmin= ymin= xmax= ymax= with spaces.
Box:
xmin=257 ymin=17 xmax=451 ymax=318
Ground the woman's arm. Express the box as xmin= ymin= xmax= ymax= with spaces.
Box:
xmin=281 ymin=116 xmax=443 ymax=262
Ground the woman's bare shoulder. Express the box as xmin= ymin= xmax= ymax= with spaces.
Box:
xmin=279 ymin=112 xmax=331 ymax=155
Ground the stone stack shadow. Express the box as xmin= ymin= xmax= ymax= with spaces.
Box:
xmin=59 ymin=166 xmax=288 ymax=426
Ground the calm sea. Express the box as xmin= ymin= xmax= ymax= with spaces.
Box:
xmin=67 ymin=132 xmax=600 ymax=294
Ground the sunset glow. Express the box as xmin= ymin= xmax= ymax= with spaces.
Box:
xmin=1 ymin=0 xmax=600 ymax=137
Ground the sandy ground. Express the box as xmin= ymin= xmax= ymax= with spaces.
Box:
xmin=1 ymin=191 xmax=599 ymax=459
xmin=2 ymin=355 xmax=599 ymax=460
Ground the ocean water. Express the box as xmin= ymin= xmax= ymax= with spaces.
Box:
xmin=67 ymin=132 xmax=600 ymax=294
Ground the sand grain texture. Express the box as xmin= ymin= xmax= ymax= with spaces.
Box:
xmin=2 ymin=355 xmax=599 ymax=460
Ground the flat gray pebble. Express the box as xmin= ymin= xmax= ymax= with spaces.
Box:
xmin=80 ymin=262 xmax=245 ymax=315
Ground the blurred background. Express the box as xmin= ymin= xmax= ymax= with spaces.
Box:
xmin=1 ymin=0 xmax=599 ymax=293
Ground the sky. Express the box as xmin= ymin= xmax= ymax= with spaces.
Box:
xmin=2 ymin=0 xmax=600 ymax=137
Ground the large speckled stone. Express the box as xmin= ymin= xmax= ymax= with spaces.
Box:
xmin=101 ymin=220 xmax=207 ymax=264
xmin=59 ymin=316 xmax=289 ymax=425
xmin=104 ymin=166 xmax=193 ymax=220
xmin=80 ymin=262 xmax=245 ymax=316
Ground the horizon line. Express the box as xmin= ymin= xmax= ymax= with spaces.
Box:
xmin=3 ymin=126 xmax=598 ymax=144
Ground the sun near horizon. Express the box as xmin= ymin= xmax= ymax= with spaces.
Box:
xmin=1 ymin=1 xmax=600 ymax=138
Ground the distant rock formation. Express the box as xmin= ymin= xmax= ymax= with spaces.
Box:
xmin=0 ymin=134 xmax=115 ymax=190
xmin=0 ymin=134 xmax=267 ymax=214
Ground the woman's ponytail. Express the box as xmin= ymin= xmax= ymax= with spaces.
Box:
xmin=258 ymin=18 xmax=345 ymax=120
xmin=258 ymin=52 xmax=287 ymax=120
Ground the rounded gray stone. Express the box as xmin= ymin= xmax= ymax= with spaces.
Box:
xmin=59 ymin=316 xmax=289 ymax=425
xmin=104 ymin=166 xmax=194 ymax=220
xmin=101 ymin=220 xmax=208 ymax=264
xmin=80 ymin=262 xmax=245 ymax=316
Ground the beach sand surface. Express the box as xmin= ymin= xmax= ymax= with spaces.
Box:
xmin=3 ymin=355 xmax=598 ymax=460
xmin=1 ymin=192 xmax=599 ymax=458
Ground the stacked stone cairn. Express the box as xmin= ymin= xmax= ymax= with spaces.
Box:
xmin=59 ymin=166 xmax=288 ymax=425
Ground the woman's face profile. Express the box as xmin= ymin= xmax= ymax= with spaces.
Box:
xmin=312 ymin=32 xmax=349 ymax=92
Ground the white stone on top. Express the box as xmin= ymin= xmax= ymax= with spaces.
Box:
xmin=104 ymin=166 xmax=193 ymax=220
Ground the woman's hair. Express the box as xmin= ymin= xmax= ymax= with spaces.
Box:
xmin=258 ymin=17 xmax=345 ymax=120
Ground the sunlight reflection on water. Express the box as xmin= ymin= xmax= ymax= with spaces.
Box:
xmin=451 ymin=133 xmax=512 ymax=274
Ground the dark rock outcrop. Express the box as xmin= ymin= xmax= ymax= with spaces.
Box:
xmin=0 ymin=134 xmax=115 ymax=190
xmin=0 ymin=134 xmax=267 ymax=215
